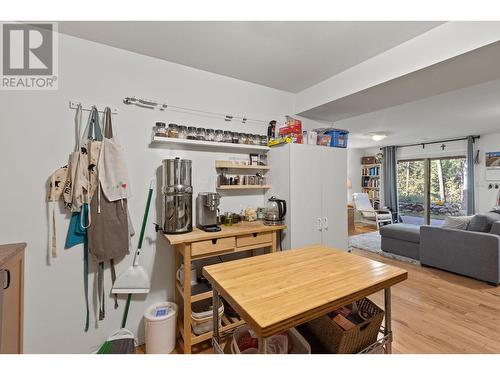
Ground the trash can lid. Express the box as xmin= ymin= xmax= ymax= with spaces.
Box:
xmin=144 ymin=302 xmax=177 ymax=321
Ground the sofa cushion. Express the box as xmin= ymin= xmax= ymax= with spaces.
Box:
xmin=467 ymin=212 xmax=500 ymax=233
xmin=442 ymin=215 xmax=473 ymax=230
xmin=379 ymin=223 xmax=421 ymax=243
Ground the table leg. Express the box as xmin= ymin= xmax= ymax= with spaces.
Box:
xmin=271 ymin=231 xmax=277 ymax=253
xmin=384 ymin=287 xmax=392 ymax=354
xmin=258 ymin=337 xmax=267 ymax=354
xmin=212 ymin=289 xmax=221 ymax=353
xmin=183 ymin=245 xmax=192 ymax=354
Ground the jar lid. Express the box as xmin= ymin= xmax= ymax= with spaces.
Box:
xmin=155 ymin=122 xmax=166 ymax=127
xmin=188 ymin=126 xmax=197 ymax=130
xmin=178 ymin=125 xmax=187 ymax=130
xmin=223 ymin=130 xmax=232 ymax=134
xmin=197 ymin=127 xmax=205 ymax=131
xmin=215 ymin=129 xmax=223 ymax=133
xmin=206 ymin=128 xmax=215 ymax=133
xmin=168 ymin=123 xmax=178 ymax=128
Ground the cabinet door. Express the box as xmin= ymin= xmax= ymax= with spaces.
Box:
xmin=1 ymin=253 xmax=23 ymax=354
xmin=289 ymin=144 xmax=322 ymax=248
xmin=321 ymin=147 xmax=348 ymax=250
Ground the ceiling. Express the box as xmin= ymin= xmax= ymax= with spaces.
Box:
xmin=338 ymin=77 xmax=500 ymax=148
xmin=57 ymin=21 xmax=443 ymax=93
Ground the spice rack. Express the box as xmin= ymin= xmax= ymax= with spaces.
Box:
xmin=151 ymin=136 xmax=270 ymax=153
xmin=215 ymin=160 xmax=271 ymax=191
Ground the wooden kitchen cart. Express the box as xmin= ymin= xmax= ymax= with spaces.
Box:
xmin=203 ymin=245 xmax=408 ymax=354
xmin=164 ymin=221 xmax=285 ymax=354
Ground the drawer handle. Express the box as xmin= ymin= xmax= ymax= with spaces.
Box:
xmin=2 ymin=269 xmax=10 ymax=290
xmin=211 ymin=239 xmax=218 ymax=245
xmin=252 ymin=233 xmax=258 ymax=237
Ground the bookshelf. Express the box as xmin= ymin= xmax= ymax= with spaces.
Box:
xmin=361 ymin=161 xmax=381 ymax=209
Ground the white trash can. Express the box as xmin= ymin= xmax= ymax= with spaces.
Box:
xmin=144 ymin=302 xmax=178 ymax=354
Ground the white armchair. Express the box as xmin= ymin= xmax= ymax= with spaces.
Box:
xmin=352 ymin=193 xmax=393 ymax=230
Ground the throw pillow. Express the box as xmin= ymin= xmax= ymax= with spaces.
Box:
xmin=441 ymin=215 xmax=473 ymax=230
xmin=467 ymin=212 xmax=500 ymax=233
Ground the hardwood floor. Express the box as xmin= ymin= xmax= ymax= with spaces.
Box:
xmin=138 ymin=243 xmax=500 ymax=354
xmin=349 ymin=222 xmax=377 ymax=236
xmin=352 ymin=248 xmax=500 ymax=354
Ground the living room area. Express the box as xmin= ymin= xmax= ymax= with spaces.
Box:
xmin=344 ymin=47 xmax=500 ymax=352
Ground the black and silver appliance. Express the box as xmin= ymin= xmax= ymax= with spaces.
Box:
xmin=196 ymin=192 xmax=221 ymax=232
xmin=264 ymin=196 xmax=286 ymax=226
xmin=162 ymin=158 xmax=193 ymax=234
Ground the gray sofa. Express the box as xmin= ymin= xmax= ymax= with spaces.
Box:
xmin=379 ymin=224 xmax=420 ymax=260
xmin=420 ymin=221 xmax=500 ymax=286
xmin=380 ymin=220 xmax=500 ymax=286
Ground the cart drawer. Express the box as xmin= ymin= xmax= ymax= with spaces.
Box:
xmin=191 ymin=237 xmax=235 ymax=257
xmin=237 ymin=232 xmax=273 ymax=248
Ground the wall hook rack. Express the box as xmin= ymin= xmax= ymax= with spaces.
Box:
xmin=69 ymin=100 xmax=119 ymax=114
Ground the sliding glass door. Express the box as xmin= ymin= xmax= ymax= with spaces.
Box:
xmin=397 ymin=156 xmax=467 ymax=226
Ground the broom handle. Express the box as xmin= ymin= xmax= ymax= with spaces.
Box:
xmin=133 ymin=180 xmax=154 ymax=266
xmin=122 ymin=180 xmax=154 ymax=328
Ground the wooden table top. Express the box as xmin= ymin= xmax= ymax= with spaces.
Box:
xmin=203 ymin=245 xmax=408 ymax=337
xmin=0 ymin=243 xmax=26 ymax=265
xmin=163 ymin=221 xmax=285 ymax=245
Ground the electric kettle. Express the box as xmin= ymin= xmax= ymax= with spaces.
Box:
xmin=264 ymin=196 xmax=287 ymax=226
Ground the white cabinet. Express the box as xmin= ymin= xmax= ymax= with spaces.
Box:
xmin=267 ymin=143 xmax=347 ymax=251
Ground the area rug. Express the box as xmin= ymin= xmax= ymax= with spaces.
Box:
xmin=349 ymin=231 xmax=420 ymax=265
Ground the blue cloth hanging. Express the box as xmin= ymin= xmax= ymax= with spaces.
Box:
xmin=65 ymin=203 xmax=88 ymax=249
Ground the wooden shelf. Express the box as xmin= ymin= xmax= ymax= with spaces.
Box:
xmin=151 ymin=136 xmax=269 ymax=153
xmin=362 ymin=175 xmax=380 ymax=178
xmin=362 ymin=186 xmax=379 ymax=189
xmin=217 ymin=185 xmax=271 ymax=190
xmin=215 ymin=160 xmax=270 ymax=170
xmin=178 ymin=314 xmax=245 ymax=345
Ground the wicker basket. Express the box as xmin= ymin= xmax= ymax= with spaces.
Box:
xmin=304 ymin=298 xmax=383 ymax=354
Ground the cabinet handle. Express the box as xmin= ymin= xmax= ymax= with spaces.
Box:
xmin=317 ymin=218 xmax=323 ymax=231
xmin=211 ymin=239 xmax=218 ymax=245
xmin=2 ymin=269 xmax=10 ymax=290
xmin=323 ymin=217 xmax=329 ymax=230
xmin=252 ymin=233 xmax=258 ymax=237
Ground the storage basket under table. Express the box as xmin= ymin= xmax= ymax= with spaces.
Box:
xmin=304 ymin=297 xmax=384 ymax=354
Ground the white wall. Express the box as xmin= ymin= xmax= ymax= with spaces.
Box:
xmin=0 ymin=33 xmax=294 ymax=353
xmin=474 ymin=132 xmax=500 ymax=213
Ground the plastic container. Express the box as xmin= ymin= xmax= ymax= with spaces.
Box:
xmin=144 ymin=302 xmax=178 ymax=354
xmin=324 ymin=129 xmax=349 ymax=148
xmin=191 ymin=300 xmax=224 ymax=335
xmin=231 ymin=325 xmax=311 ymax=354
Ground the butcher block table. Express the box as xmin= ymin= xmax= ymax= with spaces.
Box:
xmin=203 ymin=245 xmax=408 ymax=354
xmin=164 ymin=221 xmax=285 ymax=353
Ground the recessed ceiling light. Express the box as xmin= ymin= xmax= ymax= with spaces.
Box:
xmin=371 ymin=133 xmax=387 ymax=142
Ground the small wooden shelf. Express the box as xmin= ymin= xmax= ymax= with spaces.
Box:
xmin=151 ymin=136 xmax=269 ymax=153
xmin=217 ymin=185 xmax=271 ymax=190
xmin=215 ymin=160 xmax=271 ymax=170
xmin=178 ymin=314 xmax=245 ymax=345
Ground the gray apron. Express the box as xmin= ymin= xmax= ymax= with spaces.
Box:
xmin=87 ymin=107 xmax=129 ymax=320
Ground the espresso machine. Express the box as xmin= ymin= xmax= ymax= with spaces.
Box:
xmin=162 ymin=158 xmax=193 ymax=234
xmin=196 ymin=192 xmax=221 ymax=232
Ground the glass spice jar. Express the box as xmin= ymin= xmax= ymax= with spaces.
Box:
xmin=167 ymin=123 xmax=179 ymax=138
xmin=223 ymin=130 xmax=232 ymax=143
xmin=206 ymin=128 xmax=215 ymax=142
xmin=178 ymin=125 xmax=187 ymax=139
xmin=154 ymin=122 xmax=167 ymax=137
xmin=214 ymin=129 xmax=224 ymax=142
xmin=238 ymin=133 xmax=247 ymax=144
xmin=231 ymin=132 xmax=239 ymax=144
xmin=196 ymin=127 xmax=206 ymax=141
xmin=260 ymin=135 xmax=268 ymax=146
xmin=187 ymin=126 xmax=197 ymax=140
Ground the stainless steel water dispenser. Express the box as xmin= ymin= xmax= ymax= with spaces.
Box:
xmin=162 ymin=158 xmax=193 ymax=234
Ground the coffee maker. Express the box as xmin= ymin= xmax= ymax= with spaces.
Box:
xmin=196 ymin=192 xmax=221 ymax=232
